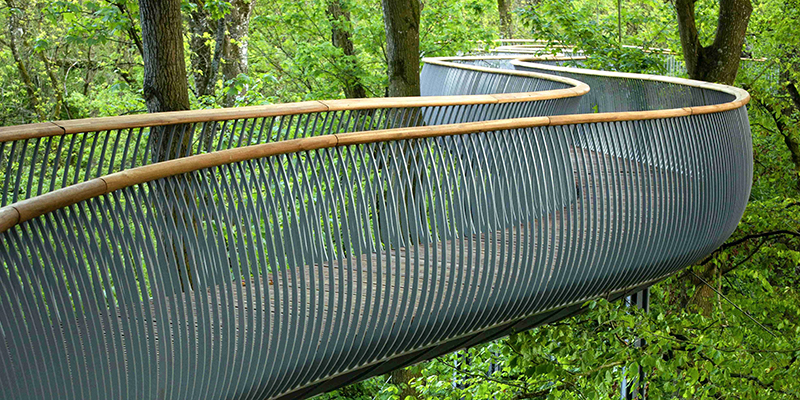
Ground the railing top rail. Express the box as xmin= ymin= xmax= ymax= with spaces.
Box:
xmin=425 ymin=55 xmax=589 ymax=62
xmin=0 ymin=53 xmax=750 ymax=235
xmin=493 ymin=45 xmax=769 ymax=62
xmin=427 ymin=55 xmax=749 ymax=111
xmin=0 ymin=57 xmax=586 ymax=143
xmin=510 ymin=59 xmax=750 ymax=110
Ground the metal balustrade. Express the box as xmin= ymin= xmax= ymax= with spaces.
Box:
xmin=0 ymin=61 xmax=582 ymax=207
xmin=511 ymin=59 xmax=747 ymax=173
xmin=512 ymin=59 xmax=734 ymax=113
xmin=0 ymin=47 xmax=752 ymax=399
xmin=494 ymin=44 xmax=779 ymax=83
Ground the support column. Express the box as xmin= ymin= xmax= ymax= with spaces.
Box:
xmin=623 ymin=287 xmax=649 ymax=399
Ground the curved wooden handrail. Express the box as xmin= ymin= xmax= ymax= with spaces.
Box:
xmin=424 ymin=55 xmax=589 ymax=63
xmin=510 ymin=59 xmax=750 ymax=111
xmin=428 ymin=56 xmax=749 ymax=112
xmin=0 ymin=55 xmax=750 ymax=234
xmin=493 ymin=44 xmax=674 ymax=55
xmin=0 ymin=60 xmax=587 ymax=142
xmin=494 ymin=45 xmax=770 ymax=64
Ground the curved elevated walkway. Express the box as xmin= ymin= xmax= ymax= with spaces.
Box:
xmin=0 ymin=47 xmax=752 ymax=399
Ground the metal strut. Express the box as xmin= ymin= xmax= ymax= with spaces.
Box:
xmin=623 ymin=287 xmax=650 ymax=400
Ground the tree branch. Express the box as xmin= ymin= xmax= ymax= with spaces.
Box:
xmin=698 ymin=230 xmax=800 ymax=266
xmin=438 ymin=358 xmax=530 ymax=392
xmin=674 ymin=0 xmax=701 ymax=77
xmin=720 ymin=238 xmax=766 ymax=275
xmin=513 ymin=361 xmax=624 ymax=399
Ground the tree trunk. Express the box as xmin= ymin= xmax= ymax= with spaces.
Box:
xmin=189 ymin=0 xmax=251 ymax=105
xmin=137 ymin=0 xmax=191 ymax=161
xmin=207 ymin=18 xmax=226 ymax=97
xmin=221 ymin=0 xmax=253 ymax=107
xmin=497 ymin=0 xmax=513 ymax=39
xmin=381 ymin=0 xmax=421 ymax=98
xmin=4 ymin=0 xmax=40 ymax=119
xmin=675 ymin=0 xmax=752 ymax=84
xmin=188 ymin=0 xmax=214 ymax=98
xmin=390 ymin=367 xmax=422 ymax=398
xmin=138 ymin=0 xmax=190 ymax=114
xmin=138 ymin=0 xmax=196 ymax=291
xmin=39 ymin=52 xmax=64 ymax=119
xmin=689 ymin=265 xmax=716 ymax=317
xmin=327 ymin=0 xmax=367 ymax=99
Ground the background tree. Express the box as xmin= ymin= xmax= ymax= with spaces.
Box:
xmin=221 ymin=0 xmax=253 ymax=106
xmin=137 ymin=0 xmax=190 ymax=161
xmin=0 ymin=0 xmax=495 ymax=123
xmin=497 ymin=0 xmax=513 ymax=39
xmin=326 ymin=0 xmax=367 ymax=98
xmin=187 ymin=0 xmax=219 ymax=99
xmin=381 ymin=0 xmax=420 ymax=97
xmin=0 ymin=0 xmax=145 ymax=125
xmin=186 ymin=0 xmax=252 ymax=107
xmin=675 ymin=0 xmax=752 ymax=84
xmin=3 ymin=0 xmax=40 ymax=120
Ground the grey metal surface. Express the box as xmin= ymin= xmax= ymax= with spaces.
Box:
xmin=0 ymin=53 xmax=752 ymax=399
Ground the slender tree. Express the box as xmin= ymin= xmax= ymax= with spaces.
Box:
xmin=3 ymin=0 xmax=40 ymax=120
xmin=497 ymin=0 xmax=513 ymax=39
xmin=381 ymin=0 xmax=420 ymax=97
xmin=187 ymin=0 xmax=251 ymax=106
xmin=675 ymin=0 xmax=752 ymax=84
xmin=188 ymin=0 xmax=215 ymax=98
xmin=327 ymin=0 xmax=367 ymax=98
xmin=137 ymin=0 xmax=191 ymax=161
xmin=221 ymin=0 xmax=253 ymax=106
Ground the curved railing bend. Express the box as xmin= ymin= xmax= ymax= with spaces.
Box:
xmin=0 ymin=48 xmax=751 ymax=400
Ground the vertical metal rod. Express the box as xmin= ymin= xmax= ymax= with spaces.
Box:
xmin=623 ymin=286 xmax=649 ymax=400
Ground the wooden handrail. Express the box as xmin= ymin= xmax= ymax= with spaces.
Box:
xmin=510 ymin=59 xmax=750 ymax=112
xmin=0 ymin=54 xmax=751 ymax=234
xmin=424 ymin=55 xmax=589 ymax=63
xmin=494 ymin=45 xmax=770 ymax=62
xmin=0 ymin=58 xmax=587 ymax=142
xmin=426 ymin=56 xmax=749 ymax=111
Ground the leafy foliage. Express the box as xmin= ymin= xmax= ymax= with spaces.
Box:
xmin=1 ymin=0 xmax=799 ymax=398
xmin=363 ymin=1 xmax=800 ymax=399
xmin=0 ymin=0 xmax=145 ymax=124
xmin=518 ymin=0 xmax=671 ymax=74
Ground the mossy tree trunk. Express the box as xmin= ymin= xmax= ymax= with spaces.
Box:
xmin=221 ymin=0 xmax=253 ymax=107
xmin=675 ymin=0 xmax=752 ymax=85
xmin=381 ymin=0 xmax=420 ymax=98
xmin=327 ymin=0 xmax=368 ymax=99
xmin=497 ymin=0 xmax=513 ymax=39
